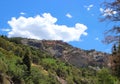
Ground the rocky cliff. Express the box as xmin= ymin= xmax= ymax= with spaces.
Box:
xmin=21 ymin=39 xmax=110 ymax=68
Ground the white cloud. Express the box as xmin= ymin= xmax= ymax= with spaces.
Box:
xmin=95 ymin=37 xmax=100 ymax=41
xmin=100 ymin=8 xmax=117 ymax=16
xmin=66 ymin=13 xmax=72 ymax=18
xmin=100 ymin=8 xmax=104 ymax=12
xmin=84 ymin=4 xmax=94 ymax=11
xmin=7 ymin=13 xmax=88 ymax=42
xmin=1 ymin=28 xmax=11 ymax=32
xmin=20 ymin=12 xmax=26 ymax=15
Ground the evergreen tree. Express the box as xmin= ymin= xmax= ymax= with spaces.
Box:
xmin=112 ymin=44 xmax=117 ymax=55
xmin=23 ymin=49 xmax=31 ymax=73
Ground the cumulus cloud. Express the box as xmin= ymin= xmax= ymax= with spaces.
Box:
xmin=84 ymin=4 xmax=94 ymax=11
xmin=66 ymin=13 xmax=72 ymax=18
xmin=100 ymin=8 xmax=117 ymax=16
xmin=8 ymin=13 xmax=88 ymax=42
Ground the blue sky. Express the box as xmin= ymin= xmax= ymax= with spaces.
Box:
xmin=0 ymin=0 xmax=113 ymax=53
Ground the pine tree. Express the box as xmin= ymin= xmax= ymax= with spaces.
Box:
xmin=23 ymin=49 xmax=31 ymax=73
xmin=112 ymin=44 xmax=117 ymax=55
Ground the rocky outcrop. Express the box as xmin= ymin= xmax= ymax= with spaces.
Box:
xmin=21 ymin=39 xmax=110 ymax=68
xmin=0 ymin=73 xmax=25 ymax=84
xmin=0 ymin=73 xmax=13 ymax=84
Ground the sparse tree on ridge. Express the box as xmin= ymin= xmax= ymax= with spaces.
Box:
xmin=101 ymin=0 xmax=120 ymax=44
xmin=101 ymin=0 xmax=120 ymax=77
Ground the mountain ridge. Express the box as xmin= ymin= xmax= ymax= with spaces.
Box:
xmin=19 ymin=38 xmax=110 ymax=68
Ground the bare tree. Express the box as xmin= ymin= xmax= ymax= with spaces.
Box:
xmin=101 ymin=0 xmax=120 ymax=44
xmin=101 ymin=0 xmax=120 ymax=77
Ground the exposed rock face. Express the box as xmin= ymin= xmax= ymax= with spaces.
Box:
xmin=21 ymin=39 xmax=110 ymax=68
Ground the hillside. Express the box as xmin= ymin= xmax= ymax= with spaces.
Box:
xmin=0 ymin=36 xmax=119 ymax=84
xmin=20 ymin=38 xmax=109 ymax=68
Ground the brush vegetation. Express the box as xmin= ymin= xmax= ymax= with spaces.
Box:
xmin=0 ymin=35 xmax=119 ymax=84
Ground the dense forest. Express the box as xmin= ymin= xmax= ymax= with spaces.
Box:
xmin=0 ymin=35 xmax=120 ymax=84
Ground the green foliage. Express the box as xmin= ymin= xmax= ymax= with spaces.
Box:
xmin=8 ymin=37 xmax=23 ymax=44
xmin=0 ymin=36 xmax=120 ymax=84
xmin=97 ymin=68 xmax=118 ymax=84
xmin=23 ymin=49 xmax=31 ymax=73
xmin=0 ymin=56 xmax=7 ymax=73
xmin=24 ymin=66 xmax=59 ymax=84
